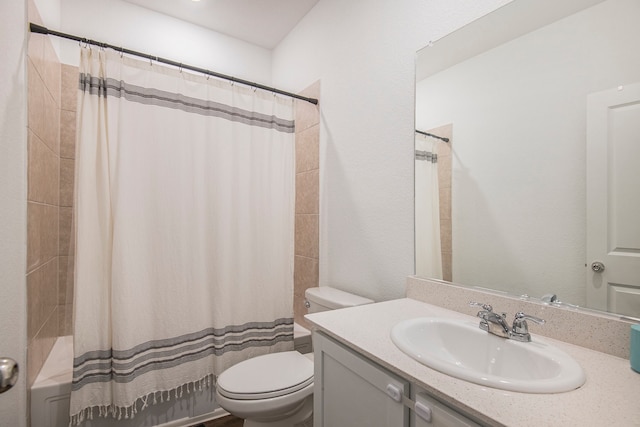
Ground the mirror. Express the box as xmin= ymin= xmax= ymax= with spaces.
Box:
xmin=415 ymin=0 xmax=640 ymax=318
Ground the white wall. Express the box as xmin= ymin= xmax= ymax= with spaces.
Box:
xmin=58 ymin=0 xmax=272 ymax=84
xmin=272 ymin=0 xmax=510 ymax=301
xmin=0 ymin=0 xmax=27 ymax=425
xmin=415 ymin=0 xmax=640 ymax=305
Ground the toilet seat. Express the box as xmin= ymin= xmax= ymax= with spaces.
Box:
xmin=217 ymin=351 xmax=314 ymax=400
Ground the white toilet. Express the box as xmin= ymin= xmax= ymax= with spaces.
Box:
xmin=215 ymin=286 xmax=373 ymax=427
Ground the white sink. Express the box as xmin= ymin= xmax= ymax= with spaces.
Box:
xmin=391 ymin=317 xmax=585 ymax=393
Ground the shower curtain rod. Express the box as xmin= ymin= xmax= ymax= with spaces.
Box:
xmin=415 ymin=129 xmax=449 ymax=143
xmin=29 ymin=23 xmax=319 ymax=105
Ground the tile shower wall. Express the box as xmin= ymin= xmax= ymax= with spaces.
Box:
xmin=26 ymin=0 xmax=62 ymax=387
xmin=294 ymin=82 xmax=320 ymax=329
xmin=433 ymin=124 xmax=452 ymax=282
xmin=58 ymin=63 xmax=77 ymax=337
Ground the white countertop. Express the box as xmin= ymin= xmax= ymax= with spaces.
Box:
xmin=306 ymin=298 xmax=640 ymax=427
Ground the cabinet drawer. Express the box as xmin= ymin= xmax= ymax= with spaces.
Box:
xmin=414 ymin=392 xmax=481 ymax=427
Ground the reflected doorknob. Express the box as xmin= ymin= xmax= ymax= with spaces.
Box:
xmin=591 ymin=261 xmax=605 ymax=273
xmin=0 ymin=358 xmax=19 ymax=394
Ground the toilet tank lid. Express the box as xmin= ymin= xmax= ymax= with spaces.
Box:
xmin=305 ymin=286 xmax=374 ymax=309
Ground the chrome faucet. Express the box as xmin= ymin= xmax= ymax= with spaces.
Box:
xmin=469 ymin=302 xmax=510 ymax=338
xmin=469 ymin=302 xmax=545 ymax=342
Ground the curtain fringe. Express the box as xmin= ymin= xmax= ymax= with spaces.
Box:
xmin=68 ymin=373 xmax=216 ymax=426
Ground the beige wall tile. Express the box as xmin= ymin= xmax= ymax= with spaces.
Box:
xmin=437 ymin=154 xmax=451 ymax=187
xmin=60 ymin=109 xmax=76 ymax=159
xmin=295 ymin=214 xmax=319 ymax=259
xmin=27 ymin=202 xmax=59 ymax=272
xmin=61 ymin=65 xmax=78 ymax=112
xmin=28 ymin=59 xmax=46 ymax=141
xmin=295 ymin=125 xmax=319 ymax=173
xmin=27 ymin=259 xmax=58 ymax=342
xmin=295 ymin=81 xmax=320 ymax=133
xmin=294 ymin=256 xmax=319 ymax=329
xmin=442 ymin=251 xmax=452 ymax=282
xmin=28 ymin=0 xmax=66 ymax=385
xmin=58 ymin=256 xmax=74 ymax=305
xmin=43 ymin=36 xmax=61 ymax=106
xmin=28 ymin=130 xmax=59 ymax=205
xmin=440 ymin=221 xmax=452 ymax=255
xmin=294 ymin=256 xmax=319 ymax=294
xmin=293 ymin=82 xmax=320 ymax=323
xmin=439 ymin=185 xmax=451 ymax=220
xmin=43 ymin=90 xmax=60 ymax=154
xmin=28 ymin=33 xmax=44 ymax=76
xmin=59 ymin=207 xmax=75 ymax=256
xmin=59 ymin=304 xmax=73 ymax=336
xmin=436 ymin=142 xmax=452 ymax=158
xmin=295 ymin=100 xmax=320 ymax=134
xmin=60 ymin=158 xmax=75 ymax=207
xmin=295 ymin=170 xmax=319 ymax=214
xmin=299 ymin=80 xmax=320 ymax=100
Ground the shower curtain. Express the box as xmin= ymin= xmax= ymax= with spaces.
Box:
xmin=70 ymin=47 xmax=295 ymax=424
xmin=415 ymin=137 xmax=443 ymax=279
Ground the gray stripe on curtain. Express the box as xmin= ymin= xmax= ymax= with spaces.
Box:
xmin=78 ymin=74 xmax=296 ymax=133
xmin=72 ymin=320 xmax=294 ymax=389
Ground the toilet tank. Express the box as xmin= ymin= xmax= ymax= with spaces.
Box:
xmin=304 ymin=287 xmax=373 ymax=314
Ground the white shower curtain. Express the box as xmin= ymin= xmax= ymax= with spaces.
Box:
xmin=415 ymin=137 xmax=443 ymax=279
xmin=71 ymin=48 xmax=295 ymax=423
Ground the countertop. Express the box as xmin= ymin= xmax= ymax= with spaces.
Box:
xmin=305 ymin=298 xmax=640 ymax=427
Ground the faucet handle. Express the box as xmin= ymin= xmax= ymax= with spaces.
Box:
xmin=469 ymin=301 xmax=493 ymax=312
xmin=514 ymin=312 xmax=545 ymax=325
xmin=511 ymin=312 xmax=545 ymax=342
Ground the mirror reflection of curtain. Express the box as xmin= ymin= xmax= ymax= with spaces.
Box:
xmin=415 ymin=136 xmax=442 ymax=279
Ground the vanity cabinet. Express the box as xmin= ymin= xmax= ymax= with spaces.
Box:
xmin=313 ymin=331 xmax=410 ymax=426
xmin=313 ymin=331 xmax=481 ymax=427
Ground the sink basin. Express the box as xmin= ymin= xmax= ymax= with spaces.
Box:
xmin=391 ymin=317 xmax=585 ymax=393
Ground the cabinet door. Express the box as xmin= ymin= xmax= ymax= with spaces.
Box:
xmin=314 ymin=332 xmax=410 ymax=427
xmin=413 ymin=392 xmax=481 ymax=427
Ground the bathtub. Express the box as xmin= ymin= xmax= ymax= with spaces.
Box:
xmin=32 ymin=324 xmax=312 ymax=427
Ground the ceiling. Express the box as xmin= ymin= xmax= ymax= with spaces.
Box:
xmin=123 ymin=0 xmax=319 ymax=49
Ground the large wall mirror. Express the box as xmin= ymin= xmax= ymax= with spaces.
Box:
xmin=415 ymin=0 xmax=640 ymax=318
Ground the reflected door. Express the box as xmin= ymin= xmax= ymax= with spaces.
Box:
xmin=586 ymin=82 xmax=640 ymax=317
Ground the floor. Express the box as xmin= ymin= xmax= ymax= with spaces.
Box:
xmin=191 ymin=415 xmax=244 ymax=427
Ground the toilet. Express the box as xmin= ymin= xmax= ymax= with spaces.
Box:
xmin=215 ymin=286 xmax=373 ymax=427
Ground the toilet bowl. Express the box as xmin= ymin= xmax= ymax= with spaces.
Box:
xmin=214 ymin=287 xmax=373 ymax=427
